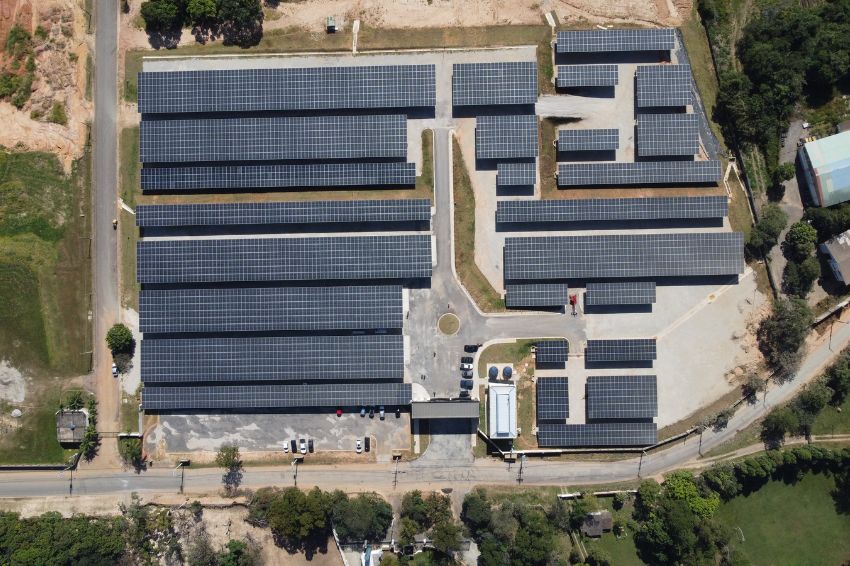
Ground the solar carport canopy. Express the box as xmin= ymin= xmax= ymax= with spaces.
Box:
xmin=136 ymin=234 xmax=432 ymax=284
xmin=503 ymin=233 xmax=744 ymax=280
xmin=139 ymin=285 xmax=403 ymax=334
xmin=452 ymin=62 xmax=538 ymax=106
xmin=496 ymin=196 xmax=728 ymax=224
xmin=586 ymin=375 xmax=657 ymax=420
xmin=137 ymin=65 xmax=436 ymax=114
xmin=142 ymin=383 xmax=413 ymax=411
xmin=557 ymin=161 xmax=721 ymax=186
xmin=140 ymin=335 xmax=403 ymax=383
xmin=538 ymin=422 xmax=657 ymax=447
xmin=556 ymin=29 xmax=675 ymax=53
xmin=139 ymin=114 xmax=407 ymax=163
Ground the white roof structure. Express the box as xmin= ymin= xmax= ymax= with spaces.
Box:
xmin=488 ymin=383 xmax=517 ymax=439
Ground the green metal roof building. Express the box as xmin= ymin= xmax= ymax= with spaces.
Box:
xmin=800 ymin=130 xmax=850 ymax=207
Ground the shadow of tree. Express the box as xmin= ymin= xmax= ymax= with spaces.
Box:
xmin=146 ymin=25 xmax=183 ymax=50
xmin=220 ymin=20 xmax=263 ymax=48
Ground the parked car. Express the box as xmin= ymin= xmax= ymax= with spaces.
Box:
xmin=464 ymin=344 xmax=480 ymax=353
xmin=308 ymin=439 xmax=314 ymax=453
xmin=283 ymin=442 xmax=289 ymax=453
xmin=336 ymin=407 xmax=343 ymax=417
xmin=460 ymin=379 xmax=474 ymax=390
xmin=111 ymin=363 xmax=118 ymax=377
xmin=369 ymin=407 xmax=375 ymax=418
xmin=360 ymin=406 xmax=366 ymax=417
xmin=290 ymin=439 xmax=297 ymax=453
xmin=299 ymin=439 xmax=307 ymax=454
xmin=461 ymin=370 xmax=473 ymax=378
xmin=461 ymin=356 xmax=473 ymax=364
xmin=459 ymin=363 xmax=473 ymax=371
xmin=379 ymin=406 xmax=385 ymax=420
xmin=459 ymin=390 xmax=471 ymax=399
xmin=356 ymin=439 xmax=363 ymax=453
xmin=395 ymin=408 xmax=401 ymax=418
xmin=364 ymin=437 xmax=371 ymax=452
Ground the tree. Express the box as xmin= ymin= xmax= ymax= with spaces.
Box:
xmin=118 ymin=437 xmax=144 ymax=469
xmin=774 ymin=162 xmax=796 ymax=183
xmin=66 ymin=390 xmax=85 ymax=410
xmin=186 ymin=532 xmax=217 ymax=566
xmin=510 ymin=507 xmax=556 ymax=566
xmin=187 ymin=0 xmax=217 ymax=24
xmin=783 ymin=222 xmax=818 ymax=262
xmin=477 ymin=533 xmax=509 ymax=566
xmin=825 ymin=353 xmax=850 ymax=404
xmin=635 ymin=479 xmax=662 ymax=520
xmin=105 ymin=323 xmax=135 ymax=354
xmin=586 ymin=548 xmax=613 ymax=566
xmin=747 ymin=203 xmax=788 ymax=256
xmin=215 ymin=443 xmax=243 ymax=495
xmin=423 ymin=492 xmax=452 ymax=528
xmin=700 ymin=463 xmax=741 ymax=500
xmin=140 ymin=0 xmax=182 ymax=31
xmin=219 ymin=539 xmax=259 ymax=566
xmin=761 ymin=406 xmax=800 ymax=445
xmin=757 ymin=298 xmax=813 ymax=381
xmin=664 ymin=471 xmax=720 ymax=519
xmin=460 ymin=488 xmax=491 ymax=541
xmin=612 ymin=492 xmax=626 ymax=510
xmin=743 ymin=374 xmax=766 ymax=402
xmin=331 ymin=493 xmax=392 ymax=543
xmin=401 ymin=490 xmax=427 ymax=527
xmin=398 ymin=517 xmax=419 ymax=547
xmin=712 ymin=407 xmax=735 ymax=431
xmin=216 ymin=0 xmax=263 ymax=46
xmin=380 ymin=554 xmax=401 ymax=566
xmin=429 ymin=518 xmax=462 ymax=556
xmin=567 ymin=497 xmax=589 ymax=530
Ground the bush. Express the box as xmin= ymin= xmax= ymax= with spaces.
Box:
xmin=118 ymin=437 xmax=144 ymax=469
xmin=761 ymin=406 xmax=800 ymax=444
xmin=747 ymin=203 xmax=788 ymax=256
xmin=783 ymin=222 xmax=818 ymax=262
xmin=106 ymin=323 xmax=135 ymax=354
xmin=782 ymin=256 xmax=822 ymax=297
xmin=757 ymin=298 xmax=812 ymax=382
xmin=140 ymin=0 xmax=182 ymax=30
xmin=332 ymin=493 xmax=392 ymax=543
xmin=48 ymin=102 xmax=67 ymax=125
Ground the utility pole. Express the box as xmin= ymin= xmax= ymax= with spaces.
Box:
xmin=516 ymin=454 xmax=526 ymax=484
xmin=392 ymin=454 xmax=400 ymax=489
xmin=293 ymin=456 xmax=303 ymax=487
xmin=638 ymin=450 xmax=645 ymax=478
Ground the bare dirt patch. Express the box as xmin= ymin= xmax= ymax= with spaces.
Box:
xmin=0 ymin=360 xmax=26 ymax=403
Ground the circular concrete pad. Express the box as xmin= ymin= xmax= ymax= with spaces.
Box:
xmin=438 ymin=313 xmax=460 ymax=335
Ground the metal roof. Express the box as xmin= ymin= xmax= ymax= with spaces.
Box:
xmin=411 ymin=401 xmax=480 ymax=419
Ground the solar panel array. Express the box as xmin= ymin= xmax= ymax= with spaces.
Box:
xmin=586 ymin=282 xmax=657 ymax=306
xmin=136 ymin=235 xmax=433 ymax=284
xmin=637 ymin=113 xmax=699 ymax=157
xmin=138 ymin=65 xmax=437 ymax=114
xmin=556 ymin=65 xmax=619 ymax=87
xmin=557 ymin=161 xmax=722 ymax=186
xmin=139 ymin=286 xmax=403 ymax=334
xmin=504 ymin=233 xmax=744 ymax=280
xmin=142 ymin=383 xmax=414 ymax=410
xmin=497 ymin=162 xmax=536 ymax=187
xmin=538 ymin=422 xmax=657 ymax=447
xmin=556 ymin=29 xmax=676 ymax=53
xmin=139 ymin=114 xmax=408 ymax=163
xmin=558 ymin=129 xmax=619 ymax=152
xmin=496 ymin=196 xmax=729 ymax=224
xmin=586 ymin=375 xmax=658 ymax=420
xmin=141 ymin=334 xmax=403 ymax=384
xmin=452 ymin=62 xmax=538 ymax=106
xmin=585 ymin=339 xmax=657 ymax=363
xmin=536 ymin=339 xmax=569 ymax=364
xmin=636 ymin=65 xmax=692 ymax=108
xmin=537 ymin=377 xmax=569 ymax=421
xmin=140 ymin=163 xmax=416 ymax=192
xmin=475 ymin=115 xmax=539 ymax=160
xmin=505 ymin=283 xmax=569 ymax=307
xmin=136 ymin=199 xmax=431 ymax=228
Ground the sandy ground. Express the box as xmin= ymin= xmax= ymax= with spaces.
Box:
xmin=0 ymin=360 xmax=26 ymax=403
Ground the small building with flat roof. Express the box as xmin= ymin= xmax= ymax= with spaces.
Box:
xmin=799 ymin=130 xmax=850 ymax=207
xmin=581 ymin=510 xmax=613 ymax=537
xmin=55 ymin=410 xmax=88 ymax=445
xmin=488 ymin=382 xmax=517 ymax=439
xmin=821 ymin=229 xmax=850 ymax=285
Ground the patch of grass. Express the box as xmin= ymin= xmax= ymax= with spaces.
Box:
xmin=715 ymin=473 xmax=850 ymax=565
xmin=475 ymin=385 xmax=487 ymax=457
xmin=656 ymin=386 xmax=744 ymax=441
xmin=48 ymin=102 xmax=67 ymax=126
xmin=484 ymin=485 xmax=563 ymax=506
xmin=584 ymin=497 xmax=644 ymax=566
xmin=702 ymin=417 xmax=763 ymax=459
xmin=680 ymin=7 xmax=726 ymax=149
xmin=812 ymin=396 xmax=850 ymax=435
xmin=85 ymin=53 xmax=93 ymax=101
xmin=0 ymin=385 xmax=70 ymax=465
xmin=437 ymin=313 xmax=460 ymax=335
xmin=452 ymin=137 xmax=504 ymax=312
xmin=416 ymin=129 xmax=433 ymax=194
xmin=537 ymin=39 xmax=554 ymax=96
xmin=120 ymin=387 xmax=140 ymax=433
xmin=477 ymin=340 xmax=536 ymax=379
xmin=262 ymin=7 xmax=282 ymax=22
xmin=119 ymin=127 xmax=140 ymax=310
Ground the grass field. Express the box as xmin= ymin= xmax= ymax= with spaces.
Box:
xmin=715 ymin=473 xmax=850 ymax=565
xmin=812 ymin=396 xmax=850 ymax=435
xmin=119 ymin=126 xmax=140 ymax=310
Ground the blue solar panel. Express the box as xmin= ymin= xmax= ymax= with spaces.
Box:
xmin=475 ymin=115 xmax=538 ymax=160
xmin=538 ymin=422 xmax=657 ymax=447
xmin=537 ymin=377 xmax=569 ymax=421
xmin=452 ymin=62 xmax=538 ymax=106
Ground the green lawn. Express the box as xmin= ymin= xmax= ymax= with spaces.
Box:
xmin=118 ymin=126 xmax=140 ymax=310
xmin=715 ymin=473 xmax=850 ymax=566
xmin=812 ymin=396 xmax=850 ymax=435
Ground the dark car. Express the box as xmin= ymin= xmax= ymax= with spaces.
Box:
xmin=290 ymin=439 xmax=297 ymax=452
xmin=395 ymin=408 xmax=401 ymax=418
xmin=464 ymin=344 xmax=480 ymax=353
xmin=459 ymin=390 xmax=471 ymax=399
xmin=461 ymin=370 xmax=473 ymax=378
xmin=308 ymin=439 xmax=314 ymax=453
xmin=461 ymin=356 xmax=473 ymax=364
xmin=369 ymin=407 xmax=375 ymax=418
xmin=460 ymin=378 xmax=474 ymax=390
xmin=364 ymin=437 xmax=371 ymax=452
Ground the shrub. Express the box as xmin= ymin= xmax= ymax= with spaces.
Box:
xmin=106 ymin=323 xmax=135 ymax=354
xmin=782 ymin=222 xmax=818 ymax=262
xmin=48 ymin=102 xmax=67 ymax=125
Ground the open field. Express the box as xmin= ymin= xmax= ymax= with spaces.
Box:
xmin=812 ymin=397 xmax=850 ymax=435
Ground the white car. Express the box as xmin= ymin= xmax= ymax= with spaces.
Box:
xmin=111 ymin=363 xmax=118 ymax=377
xmin=356 ymin=439 xmax=363 ymax=453
xmin=299 ymin=439 xmax=307 ymax=454
xmin=379 ymin=406 xmax=385 ymax=420
xmin=459 ymin=363 xmax=473 ymax=371
xmin=283 ymin=442 xmax=289 ymax=453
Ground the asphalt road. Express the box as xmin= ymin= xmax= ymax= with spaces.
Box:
xmin=90 ymin=0 xmax=121 ymax=466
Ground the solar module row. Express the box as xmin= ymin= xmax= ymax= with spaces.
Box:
xmin=557 ymin=161 xmax=722 ymax=186
xmin=496 ymin=196 xmax=729 ymax=224
xmin=136 ymin=235 xmax=433 ymax=284
xmin=497 ymin=162 xmax=536 ymax=187
xmin=505 ymin=283 xmax=568 ymax=307
xmin=537 ymin=376 xmax=569 ymax=421
xmin=136 ymin=199 xmax=431 ymax=228
xmin=558 ymin=129 xmax=619 ymax=152
xmin=586 ymin=375 xmax=658 ymax=420
xmin=475 ymin=115 xmax=539 ymax=160
xmin=637 ymin=113 xmax=700 ymax=157
xmin=538 ymin=422 xmax=657 ymax=447
xmin=556 ymin=29 xmax=676 ymax=53
xmin=452 ymin=62 xmax=538 ymax=107
xmin=556 ymin=65 xmax=619 ymax=87
xmin=139 ymin=114 xmax=408 ymax=164
xmin=586 ymin=282 xmax=657 ymax=306
xmin=141 ymin=334 xmax=404 ymax=384
xmin=139 ymin=285 xmax=403 ymax=334
xmin=138 ymin=65 xmax=437 ymax=114
xmin=140 ymin=162 xmax=416 ymax=192
xmin=536 ymin=340 xmax=569 ymax=364
xmin=503 ymin=233 xmax=744 ymax=280
xmin=585 ymin=339 xmax=657 ymax=363
xmin=142 ymin=383 xmax=413 ymax=411
xmin=636 ymin=64 xmax=692 ymax=108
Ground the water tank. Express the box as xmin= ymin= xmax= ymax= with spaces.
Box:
xmin=503 ymin=366 xmax=513 ymax=379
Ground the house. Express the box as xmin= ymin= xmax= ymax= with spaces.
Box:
xmin=799 ymin=130 xmax=850 ymax=207
xmin=581 ymin=510 xmax=613 ymax=537
xmin=55 ymin=410 xmax=88 ymax=445
xmin=821 ymin=229 xmax=850 ymax=285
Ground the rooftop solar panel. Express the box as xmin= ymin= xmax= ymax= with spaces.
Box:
xmin=496 ymin=196 xmax=729 ymax=224
xmin=139 ymin=285 xmax=403 ymax=334
xmin=556 ymin=65 xmax=619 ymax=87
xmin=136 ymin=235 xmax=432 ymax=284
xmin=136 ymin=199 xmax=431 ymax=228
xmin=558 ymin=129 xmax=619 ymax=152
xmin=497 ymin=162 xmax=536 ymax=187
xmin=537 ymin=377 xmax=569 ymax=421
xmin=585 ymin=339 xmax=657 ymax=363
xmin=557 ymin=161 xmax=722 ymax=186
xmin=475 ymin=115 xmax=539 ymax=160
xmin=586 ymin=375 xmax=657 ymax=420
xmin=538 ymin=422 xmax=657 ymax=447
xmin=556 ymin=29 xmax=676 ymax=53
xmin=637 ymin=113 xmax=700 ymax=157
xmin=141 ymin=383 xmax=413 ymax=411
xmin=586 ymin=282 xmax=656 ymax=306
xmin=536 ymin=340 xmax=569 ymax=364
xmin=137 ymin=65 xmax=436 ymax=114
xmin=505 ymin=283 xmax=568 ymax=307
xmin=140 ymin=335 xmax=403 ymax=384
xmin=452 ymin=62 xmax=538 ymax=106
xmin=636 ymin=64 xmax=692 ymax=108
xmin=140 ymin=162 xmax=416 ymax=192
xmin=139 ymin=114 xmax=407 ymax=164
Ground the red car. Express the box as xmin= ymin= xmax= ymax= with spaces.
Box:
xmin=336 ymin=408 xmax=343 ymax=417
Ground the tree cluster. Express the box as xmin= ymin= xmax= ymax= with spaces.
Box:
xmin=0 ymin=25 xmax=36 ymax=109
xmin=756 ymin=297 xmax=813 ymax=382
xmin=781 ymin=222 xmax=821 ymax=297
xmin=399 ymin=491 xmax=462 ymax=558
xmin=119 ymin=493 xmax=183 ymax=563
xmin=140 ymin=0 xmax=263 ymax=47
xmin=118 ymin=436 xmax=144 ymax=470
xmin=187 ymin=535 xmax=261 ymax=566
xmin=746 ymin=203 xmax=787 ymax=258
